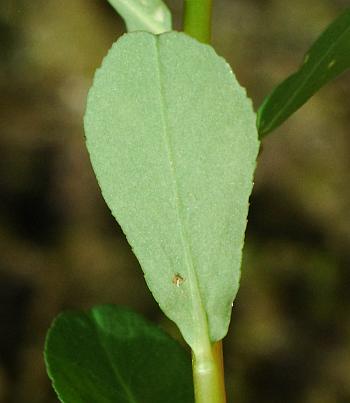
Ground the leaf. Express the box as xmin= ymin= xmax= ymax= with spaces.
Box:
xmin=257 ymin=8 xmax=350 ymax=137
xmin=45 ymin=305 xmax=194 ymax=403
xmin=107 ymin=0 xmax=172 ymax=34
xmin=84 ymin=31 xmax=259 ymax=350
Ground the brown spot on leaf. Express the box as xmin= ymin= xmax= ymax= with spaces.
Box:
xmin=172 ymin=274 xmax=184 ymax=287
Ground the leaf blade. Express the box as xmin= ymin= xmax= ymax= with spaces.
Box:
xmin=257 ymin=8 xmax=350 ymax=137
xmin=84 ymin=32 xmax=259 ymax=349
xmin=45 ymin=305 xmax=194 ymax=403
xmin=107 ymin=0 xmax=172 ymax=34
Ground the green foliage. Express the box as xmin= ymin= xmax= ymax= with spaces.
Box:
xmin=107 ymin=0 xmax=172 ymax=34
xmin=257 ymin=8 xmax=350 ymax=137
xmin=84 ymin=31 xmax=259 ymax=350
xmin=45 ymin=305 xmax=194 ymax=403
xmin=44 ymin=4 xmax=350 ymax=403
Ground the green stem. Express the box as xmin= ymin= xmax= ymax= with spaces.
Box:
xmin=183 ymin=0 xmax=213 ymax=44
xmin=192 ymin=341 xmax=227 ymax=403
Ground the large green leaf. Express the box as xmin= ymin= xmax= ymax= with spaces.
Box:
xmin=107 ymin=0 xmax=172 ymax=34
xmin=257 ymin=8 xmax=350 ymax=137
xmin=45 ymin=305 xmax=194 ymax=403
xmin=84 ymin=31 xmax=259 ymax=350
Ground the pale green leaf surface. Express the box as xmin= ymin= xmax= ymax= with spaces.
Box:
xmin=107 ymin=0 xmax=171 ymax=34
xmin=45 ymin=305 xmax=193 ymax=403
xmin=84 ymin=32 xmax=259 ymax=349
xmin=257 ymin=8 xmax=350 ymax=137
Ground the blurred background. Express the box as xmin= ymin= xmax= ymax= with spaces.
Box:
xmin=0 ymin=0 xmax=349 ymax=402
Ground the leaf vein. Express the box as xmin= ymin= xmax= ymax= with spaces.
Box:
xmin=153 ymin=36 xmax=210 ymax=350
xmin=90 ymin=312 xmax=138 ymax=403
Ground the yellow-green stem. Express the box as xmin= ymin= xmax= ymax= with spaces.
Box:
xmin=192 ymin=341 xmax=227 ymax=403
xmin=183 ymin=0 xmax=213 ymax=44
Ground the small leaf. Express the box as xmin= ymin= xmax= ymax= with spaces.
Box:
xmin=257 ymin=8 xmax=350 ymax=137
xmin=84 ymin=31 xmax=259 ymax=350
xmin=45 ymin=305 xmax=194 ymax=403
xmin=107 ymin=0 xmax=172 ymax=34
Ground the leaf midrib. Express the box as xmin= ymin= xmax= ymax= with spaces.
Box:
xmin=90 ymin=312 xmax=138 ymax=403
xmin=153 ymin=36 xmax=210 ymax=349
xmin=261 ymin=20 xmax=350 ymax=135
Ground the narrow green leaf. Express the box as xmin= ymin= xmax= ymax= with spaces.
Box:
xmin=107 ymin=0 xmax=172 ymax=34
xmin=257 ymin=9 xmax=350 ymax=137
xmin=84 ymin=32 xmax=259 ymax=350
xmin=45 ymin=305 xmax=194 ymax=403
